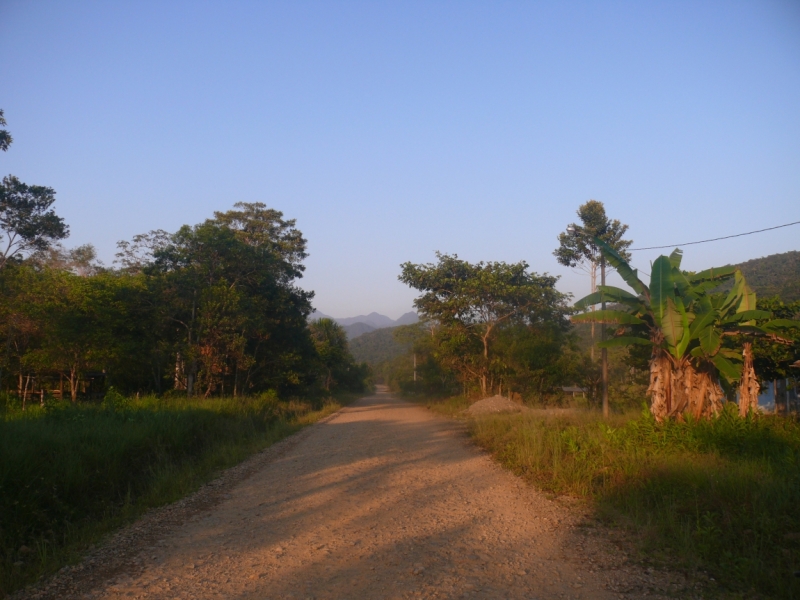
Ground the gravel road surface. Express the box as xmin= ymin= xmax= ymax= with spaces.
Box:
xmin=20 ymin=387 xmax=690 ymax=599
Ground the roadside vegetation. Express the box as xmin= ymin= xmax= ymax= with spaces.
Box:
xmin=0 ymin=391 xmax=353 ymax=596
xmin=417 ymin=399 xmax=800 ymax=597
xmin=471 ymin=407 xmax=800 ymax=598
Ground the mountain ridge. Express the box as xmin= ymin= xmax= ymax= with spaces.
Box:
xmin=308 ymin=310 xmax=419 ymax=340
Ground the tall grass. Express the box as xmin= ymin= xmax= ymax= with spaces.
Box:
xmin=0 ymin=392 xmax=346 ymax=597
xmin=462 ymin=404 xmax=800 ymax=598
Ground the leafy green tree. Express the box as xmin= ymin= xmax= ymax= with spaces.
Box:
xmin=0 ymin=109 xmax=68 ymax=269
xmin=554 ymin=200 xmax=631 ymax=417
xmin=24 ymin=270 xmax=123 ymax=402
xmin=0 ymin=109 xmax=12 ymax=152
xmin=30 ymin=243 xmax=103 ymax=276
xmin=751 ymin=297 xmax=800 ymax=413
xmin=0 ymin=176 xmax=69 ymax=270
xmin=554 ymin=200 xmax=632 ymax=298
xmin=309 ymin=318 xmax=350 ymax=391
xmin=141 ymin=205 xmax=314 ymax=397
xmin=399 ymin=253 xmax=570 ymax=396
xmin=492 ymin=321 xmax=578 ymax=403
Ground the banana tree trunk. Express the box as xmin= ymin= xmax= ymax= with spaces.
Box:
xmin=648 ymin=351 xmax=671 ymax=422
xmin=651 ymin=356 xmax=725 ymax=422
xmin=739 ymin=342 xmax=759 ymax=417
xmin=680 ymin=364 xmax=724 ymax=420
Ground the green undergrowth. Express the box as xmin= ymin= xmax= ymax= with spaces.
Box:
xmin=0 ymin=392 xmax=352 ymax=597
xmin=420 ymin=394 xmax=473 ymax=417
xmin=427 ymin=398 xmax=800 ymax=598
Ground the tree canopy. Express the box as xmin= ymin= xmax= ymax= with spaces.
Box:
xmin=0 ymin=109 xmax=69 ymax=269
xmin=399 ymin=253 xmax=570 ymax=396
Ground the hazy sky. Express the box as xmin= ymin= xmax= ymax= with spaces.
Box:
xmin=2 ymin=1 xmax=799 ymax=319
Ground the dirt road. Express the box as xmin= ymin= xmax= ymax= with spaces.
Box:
xmin=24 ymin=388 xmax=686 ymax=599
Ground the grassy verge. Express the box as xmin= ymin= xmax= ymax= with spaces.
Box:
xmin=424 ymin=397 xmax=800 ymax=598
xmin=0 ymin=391 xmax=353 ymax=597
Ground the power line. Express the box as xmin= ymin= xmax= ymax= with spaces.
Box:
xmin=628 ymin=220 xmax=800 ymax=251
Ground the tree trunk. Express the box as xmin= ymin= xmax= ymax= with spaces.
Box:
xmin=600 ymin=257 xmax=609 ymax=418
xmin=590 ymin=260 xmax=597 ymax=362
xmin=648 ymin=351 xmax=671 ymax=422
xmin=480 ymin=329 xmax=491 ymax=397
xmin=69 ymin=366 xmax=79 ymax=403
xmin=672 ymin=362 xmax=724 ymax=420
xmin=739 ymin=342 xmax=759 ymax=417
xmin=22 ymin=373 xmax=30 ymax=411
xmin=174 ymin=352 xmax=185 ymax=390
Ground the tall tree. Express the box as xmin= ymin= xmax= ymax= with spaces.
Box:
xmin=399 ymin=253 xmax=569 ymax=396
xmin=554 ymin=200 xmax=631 ymax=417
xmin=309 ymin=318 xmax=351 ymax=392
xmin=0 ymin=109 xmax=69 ymax=269
xmin=0 ymin=109 xmax=12 ymax=152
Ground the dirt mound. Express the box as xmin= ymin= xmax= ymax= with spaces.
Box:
xmin=467 ymin=394 xmax=525 ymax=416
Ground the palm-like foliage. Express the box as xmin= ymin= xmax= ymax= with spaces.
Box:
xmin=573 ymin=238 xmax=795 ymax=420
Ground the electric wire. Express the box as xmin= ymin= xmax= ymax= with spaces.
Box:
xmin=628 ymin=220 xmax=800 ymax=251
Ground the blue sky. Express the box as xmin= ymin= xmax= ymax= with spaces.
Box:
xmin=2 ymin=1 xmax=799 ymax=318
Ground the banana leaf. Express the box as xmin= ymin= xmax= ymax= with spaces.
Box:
xmin=571 ymin=309 xmax=644 ymax=325
xmin=699 ymin=326 xmax=721 ymax=356
xmin=688 ymin=300 xmax=717 ymax=339
xmin=597 ymin=336 xmax=654 ymax=348
xmin=687 ymin=265 xmax=736 ymax=283
xmin=722 ymin=310 xmax=772 ymax=324
xmin=593 ymin=236 xmax=648 ymax=297
xmin=668 ymin=248 xmax=683 ymax=269
xmin=736 ymin=279 xmax=757 ymax=314
xmin=720 ymin=271 xmax=745 ymax=315
xmin=674 ymin=295 xmax=692 ymax=358
xmin=712 ymin=353 xmax=741 ymax=383
xmin=597 ymin=285 xmax=640 ymax=300
xmin=762 ymin=319 xmax=800 ymax=332
xmin=650 ymin=255 xmax=675 ymax=328
xmin=574 ymin=286 xmax=642 ymax=310
xmin=734 ymin=325 xmax=769 ymax=335
xmin=719 ymin=348 xmax=742 ymax=360
xmin=661 ymin=297 xmax=685 ymax=356
xmin=686 ymin=279 xmax=729 ymax=298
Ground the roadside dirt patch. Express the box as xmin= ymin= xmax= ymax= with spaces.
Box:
xmin=466 ymin=395 xmax=526 ymax=416
xmin=17 ymin=388 xmax=695 ymax=599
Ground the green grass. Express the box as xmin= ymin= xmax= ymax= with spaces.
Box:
xmin=426 ymin=399 xmax=800 ymax=598
xmin=0 ymin=392 xmax=351 ymax=597
xmin=420 ymin=394 xmax=473 ymax=417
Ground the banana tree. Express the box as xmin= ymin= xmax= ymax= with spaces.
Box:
xmin=572 ymin=238 xmax=795 ymax=420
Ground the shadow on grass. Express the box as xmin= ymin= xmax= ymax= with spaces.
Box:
xmin=461 ymin=404 xmax=800 ymax=598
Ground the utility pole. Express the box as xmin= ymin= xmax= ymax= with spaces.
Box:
xmin=601 ymin=255 xmax=609 ymax=418
xmin=413 ymin=353 xmax=417 ymax=383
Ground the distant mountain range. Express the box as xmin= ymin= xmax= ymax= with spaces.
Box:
xmin=308 ymin=310 xmax=419 ymax=339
